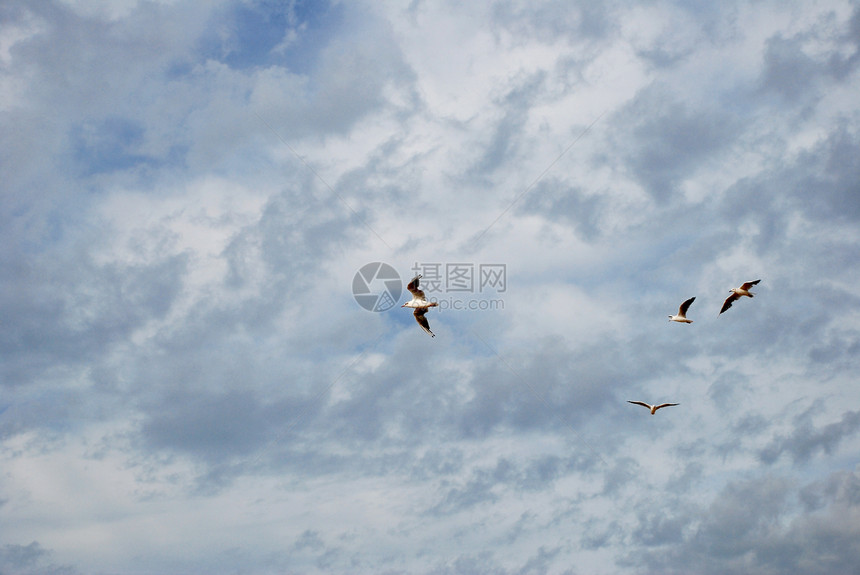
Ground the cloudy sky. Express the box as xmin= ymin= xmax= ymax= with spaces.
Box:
xmin=2 ymin=0 xmax=860 ymax=573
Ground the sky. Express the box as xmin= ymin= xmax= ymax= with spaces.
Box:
xmin=1 ymin=0 xmax=860 ymax=574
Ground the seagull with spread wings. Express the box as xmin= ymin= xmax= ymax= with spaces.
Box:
xmin=402 ymin=274 xmax=438 ymax=337
xmin=627 ymin=401 xmax=680 ymax=415
xmin=668 ymin=296 xmax=696 ymax=323
xmin=720 ymin=279 xmax=761 ymax=315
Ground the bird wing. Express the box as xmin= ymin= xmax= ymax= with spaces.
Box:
xmin=740 ymin=279 xmax=761 ymax=290
xmin=720 ymin=293 xmax=739 ymax=314
xmin=679 ymin=296 xmax=696 ymax=315
xmin=627 ymin=401 xmax=652 ymax=410
xmin=413 ymin=307 xmax=435 ymax=337
xmin=406 ymin=275 xmax=426 ymax=299
xmin=654 ymin=403 xmax=679 ymax=410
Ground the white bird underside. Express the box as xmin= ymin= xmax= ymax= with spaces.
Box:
xmin=628 ymin=400 xmax=680 ymax=415
xmin=669 ymin=296 xmax=696 ymax=323
xmin=402 ymin=275 xmax=438 ymax=337
xmin=720 ymin=279 xmax=761 ymax=315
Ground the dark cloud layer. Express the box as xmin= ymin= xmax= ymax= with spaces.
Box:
xmin=615 ymin=85 xmax=744 ymax=203
xmin=0 ymin=542 xmax=77 ymax=575
xmin=760 ymin=409 xmax=860 ymax=464
xmin=627 ymin=469 xmax=860 ymax=575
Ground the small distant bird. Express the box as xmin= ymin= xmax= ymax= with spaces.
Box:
xmin=627 ymin=401 xmax=679 ymax=415
xmin=402 ymin=274 xmax=438 ymax=337
xmin=720 ymin=279 xmax=761 ymax=315
xmin=669 ymin=297 xmax=696 ymax=323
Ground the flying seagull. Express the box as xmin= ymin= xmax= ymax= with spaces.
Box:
xmin=402 ymin=274 xmax=438 ymax=337
xmin=669 ymin=296 xmax=696 ymax=323
xmin=627 ymin=401 xmax=680 ymax=415
xmin=719 ymin=279 xmax=761 ymax=315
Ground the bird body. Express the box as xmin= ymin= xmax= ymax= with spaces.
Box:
xmin=720 ymin=279 xmax=761 ymax=315
xmin=402 ymin=275 xmax=438 ymax=337
xmin=627 ymin=400 xmax=679 ymax=415
xmin=669 ymin=296 xmax=696 ymax=323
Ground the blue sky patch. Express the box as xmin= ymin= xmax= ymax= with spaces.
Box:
xmin=71 ymin=117 xmax=154 ymax=175
xmin=196 ymin=0 xmax=342 ymax=73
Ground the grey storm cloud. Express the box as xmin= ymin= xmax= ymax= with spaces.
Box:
xmin=611 ymin=84 xmax=743 ymax=204
xmin=470 ymin=72 xmax=547 ymax=178
xmin=517 ymin=180 xmax=605 ymax=241
xmin=0 ymin=252 xmax=188 ymax=390
xmin=491 ymin=0 xmax=612 ymax=42
xmin=626 ymin=469 xmax=860 ymax=575
xmin=0 ymin=541 xmax=77 ymax=575
xmin=759 ymin=10 xmax=860 ymax=101
xmin=760 ymin=408 xmax=860 ymax=464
